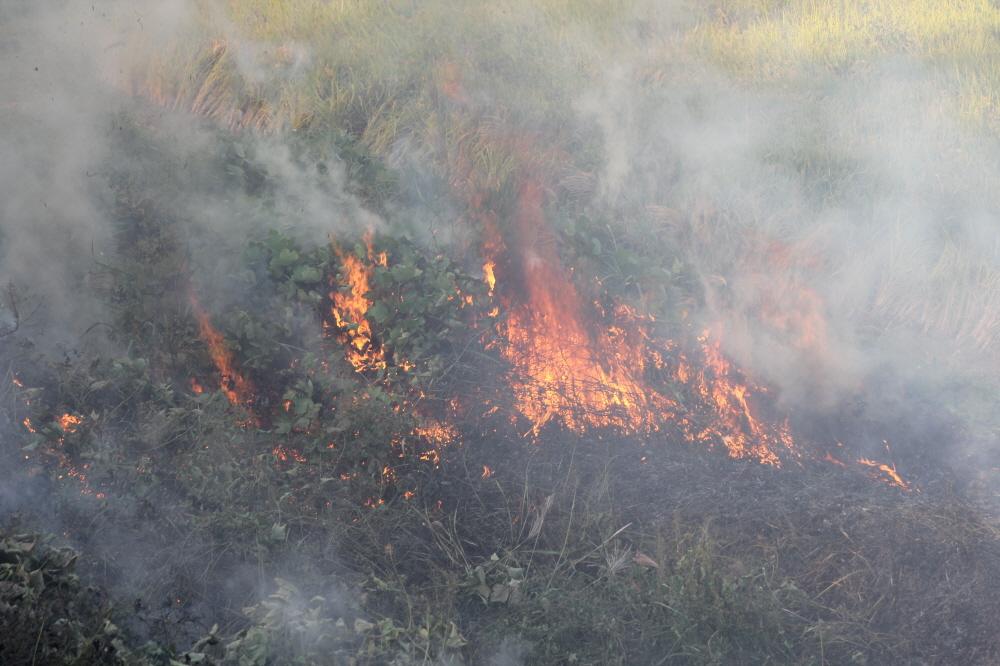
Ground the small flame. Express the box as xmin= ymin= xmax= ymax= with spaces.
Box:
xmin=57 ymin=413 xmax=83 ymax=433
xmin=824 ymin=452 xmax=847 ymax=468
xmin=483 ymin=261 xmax=497 ymax=292
xmin=326 ymin=236 xmax=387 ymax=373
xmin=857 ymin=458 xmax=911 ymax=490
xmin=188 ymin=292 xmax=256 ymax=420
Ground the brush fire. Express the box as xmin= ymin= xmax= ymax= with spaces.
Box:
xmin=308 ymin=173 xmax=915 ymax=492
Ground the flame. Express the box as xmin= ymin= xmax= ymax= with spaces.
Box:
xmin=677 ymin=331 xmax=795 ymax=467
xmin=326 ymin=236 xmax=387 ymax=373
xmin=188 ymin=292 xmax=256 ymax=420
xmin=857 ymin=458 xmax=911 ymax=490
xmin=310 ymin=116 xmax=913 ymax=491
xmin=823 ymin=452 xmax=847 ymax=468
xmin=483 ymin=261 xmax=497 ymax=292
xmin=57 ymin=413 xmax=83 ymax=433
xmin=487 ymin=177 xmax=677 ymax=435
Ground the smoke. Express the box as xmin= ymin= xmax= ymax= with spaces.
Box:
xmin=575 ymin=13 xmax=1000 ymax=420
xmin=0 ymin=0 xmax=380 ymax=345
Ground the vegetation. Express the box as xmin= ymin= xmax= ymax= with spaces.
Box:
xmin=8 ymin=0 xmax=1000 ymax=664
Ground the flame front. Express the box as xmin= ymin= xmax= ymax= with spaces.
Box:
xmin=487 ymin=178 xmax=677 ymax=435
xmin=678 ymin=332 xmax=795 ymax=467
xmin=316 ymin=133 xmax=914 ymax=490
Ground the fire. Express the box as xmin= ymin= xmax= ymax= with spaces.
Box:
xmin=188 ymin=291 xmax=256 ymax=420
xmin=487 ymin=178 xmax=677 ymax=435
xmin=310 ymin=116 xmax=914 ymax=491
xmin=57 ymin=413 xmax=83 ymax=433
xmin=413 ymin=417 xmax=459 ymax=449
xmin=857 ymin=458 xmax=911 ymax=490
xmin=677 ymin=331 xmax=795 ymax=467
xmin=483 ymin=261 xmax=496 ymax=292
xmin=326 ymin=237 xmax=386 ymax=373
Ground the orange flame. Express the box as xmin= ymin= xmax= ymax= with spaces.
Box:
xmin=857 ymin=458 xmax=911 ymax=490
xmin=313 ymin=112 xmax=913 ymax=491
xmin=326 ymin=237 xmax=387 ymax=373
xmin=488 ymin=177 xmax=677 ymax=435
xmin=677 ymin=331 xmax=795 ymax=467
xmin=188 ymin=292 xmax=257 ymax=421
xmin=57 ymin=413 xmax=83 ymax=433
xmin=483 ymin=261 xmax=497 ymax=292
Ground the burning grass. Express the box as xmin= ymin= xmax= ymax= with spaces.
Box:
xmin=11 ymin=2 xmax=1000 ymax=660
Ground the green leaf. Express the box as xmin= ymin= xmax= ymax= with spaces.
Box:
xmin=291 ymin=265 xmax=321 ymax=283
xmin=391 ymin=264 xmax=421 ymax=282
xmin=270 ymin=248 xmax=300 ymax=269
xmin=374 ymin=266 xmax=393 ymax=289
xmin=367 ymin=301 xmax=389 ymax=324
xmin=269 ymin=523 xmax=286 ymax=542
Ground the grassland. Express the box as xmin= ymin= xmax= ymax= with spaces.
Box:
xmin=7 ymin=0 xmax=1000 ymax=664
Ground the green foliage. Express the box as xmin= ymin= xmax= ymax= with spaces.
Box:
xmin=559 ymin=212 xmax=693 ymax=323
xmin=0 ymin=529 xmax=128 ymax=666
xmin=176 ymin=577 xmax=467 ymax=666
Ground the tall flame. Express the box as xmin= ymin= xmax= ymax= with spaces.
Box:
xmin=326 ymin=237 xmax=387 ymax=373
xmin=489 ymin=178 xmax=676 ymax=434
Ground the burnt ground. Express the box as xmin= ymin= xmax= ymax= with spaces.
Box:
xmin=491 ymin=421 xmax=1000 ymax=665
xmin=6 ymin=372 xmax=1000 ymax=665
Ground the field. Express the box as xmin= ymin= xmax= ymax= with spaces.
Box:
xmin=5 ymin=1 xmax=1000 ymax=664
